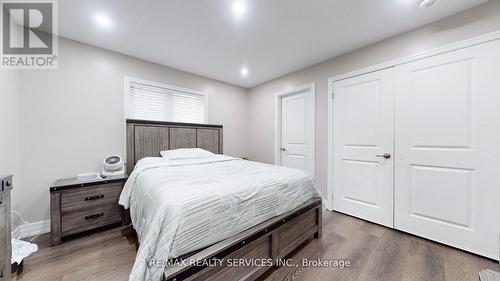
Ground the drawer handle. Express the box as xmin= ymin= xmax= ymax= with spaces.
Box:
xmin=85 ymin=213 xmax=104 ymax=220
xmin=85 ymin=195 xmax=104 ymax=201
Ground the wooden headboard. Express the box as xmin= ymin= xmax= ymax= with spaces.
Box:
xmin=126 ymin=119 xmax=223 ymax=174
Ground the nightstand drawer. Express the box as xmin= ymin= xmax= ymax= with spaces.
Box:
xmin=61 ymin=183 xmax=122 ymax=213
xmin=61 ymin=204 xmax=122 ymax=236
xmin=0 ymin=228 xmax=5 ymax=272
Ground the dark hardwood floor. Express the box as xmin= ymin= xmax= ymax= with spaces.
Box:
xmin=12 ymin=211 xmax=500 ymax=281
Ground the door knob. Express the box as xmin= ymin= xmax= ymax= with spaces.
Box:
xmin=376 ymin=153 xmax=391 ymax=159
xmin=281 ymin=147 xmax=287 ymax=152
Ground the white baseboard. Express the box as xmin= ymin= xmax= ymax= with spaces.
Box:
xmin=12 ymin=220 xmax=50 ymax=240
xmin=318 ymin=193 xmax=331 ymax=211
xmin=321 ymin=198 xmax=328 ymax=209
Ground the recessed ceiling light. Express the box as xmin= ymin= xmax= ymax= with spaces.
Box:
xmin=240 ymin=67 xmax=249 ymax=77
xmin=419 ymin=0 xmax=436 ymax=8
xmin=232 ymin=1 xmax=247 ymax=18
xmin=94 ymin=14 xmax=114 ymax=29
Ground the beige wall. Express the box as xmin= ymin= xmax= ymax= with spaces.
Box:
xmin=247 ymin=1 xmax=500 ymax=199
xmin=15 ymin=37 xmax=248 ymax=223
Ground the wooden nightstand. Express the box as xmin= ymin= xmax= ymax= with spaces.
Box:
xmin=49 ymin=174 xmax=128 ymax=246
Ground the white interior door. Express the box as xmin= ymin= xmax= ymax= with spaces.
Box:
xmin=333 ymin=68 xmax=395 ymax=227
xmin=394 ymin=40 xmax=500 ymax=260
xmin=280 ymin=90 xmax=313 ymax=175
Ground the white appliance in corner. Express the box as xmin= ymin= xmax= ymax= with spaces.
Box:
xmin=101 ymin=155 xmax=125 ymax=176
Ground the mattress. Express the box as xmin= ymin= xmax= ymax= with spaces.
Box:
xmin=119 ymin=155 xmax=318 ymax=281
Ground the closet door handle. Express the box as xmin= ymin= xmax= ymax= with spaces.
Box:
xmin=376 ymin=153 xmax=391 ymax=159
xmin=281 ymin=147 xmax=287 ymax=152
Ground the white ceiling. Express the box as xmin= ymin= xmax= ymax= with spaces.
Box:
xmin=59 ymin=0 xmax=488 ymax=88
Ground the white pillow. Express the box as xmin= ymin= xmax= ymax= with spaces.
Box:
xmin=160 ymin=148 xmax=215 ymax=160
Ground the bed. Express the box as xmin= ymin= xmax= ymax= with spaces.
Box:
xmin=121 ymin=119 xmax=322 ymax=281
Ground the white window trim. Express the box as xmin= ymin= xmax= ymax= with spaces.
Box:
xmin=123 ymin=76 xmax=209 ymax=123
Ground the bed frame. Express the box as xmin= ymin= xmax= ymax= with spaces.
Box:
xmin=125 ymin=119 xmax=322 ymax=281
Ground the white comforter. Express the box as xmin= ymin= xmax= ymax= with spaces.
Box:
xmin=119 ymin=155 xmax=318 ymax=281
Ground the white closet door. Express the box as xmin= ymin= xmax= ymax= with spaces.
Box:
xmin=394 ymin=40 xmax=500 ymax=260
xmin=333 ymin=68 xmax=395 ymax=227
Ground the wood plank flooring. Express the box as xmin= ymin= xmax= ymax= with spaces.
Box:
xmin=12 ymin=211 xmax=500 ymax=281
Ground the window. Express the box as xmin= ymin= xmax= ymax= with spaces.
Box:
xmin=125 ymin=77 xmax=207 ymax=124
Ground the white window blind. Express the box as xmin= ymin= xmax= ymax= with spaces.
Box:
xmin=127 ymin=80 xmax=206 ymax=123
